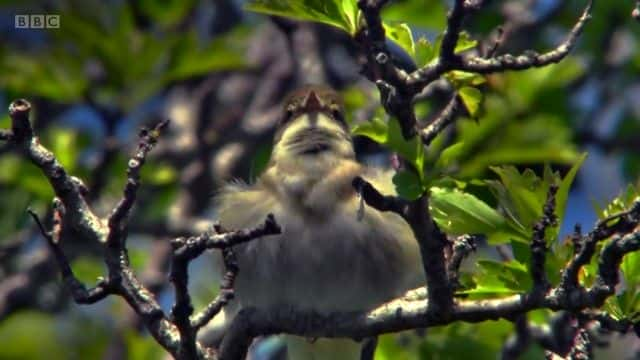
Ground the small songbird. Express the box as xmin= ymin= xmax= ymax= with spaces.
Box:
xmin=211 ymin=85 xmax=424 ymax=359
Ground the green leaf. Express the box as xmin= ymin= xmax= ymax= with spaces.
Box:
xmin=458 ymin=86 xmax=482 ymax=117
xmin=618 ymin=290 xmax=640 ymax=318
xmin=0 ymin=52 xmax=87 ymax=103
xmin=503 ymin=57 xmax=585 ymax=111
xmin=487 ymin=159 xmax=587 ymax=248
xmin=383 ymin=22 xmax=415 ymax=56
xmin=622 ymin=251 xmax=640 ymax=294
xmin=71 ymin=257 xmax=105 ymax=284
xmin=477 ymin=259 xmax=532 ymax=292
xmin=415 ymin=37 xmax=436 ymax=67
xmin=446 ymin=70 xmax=486 ymax=88
xmin=138 ymin=0 xmax=197 ymax=27
xmin=352 ymin=115 xmax=425 ymax=182
xmin=131 ymin=0 xmax=189 ymax=28
xmin=0 ymin=312 xmax=64 ymax=359
xmin=454 ymin=32 xmax=478 ymax=53
xmin=461 ymin=258 xmax=532 ymax=299
xmin=125 ymin=329 xmax=165 ymax=360
xmin=432 ymin=31 xmax=478 ymax=60
xmin=460 ymin=276 xmax=520 ymax=297
xmin=45 ymin=128 xmax=80 ymax=172
xmin=351 ymin=116 xmax=388 ymax=144
xmin=382 ymin=0 xmax=447 ymax=30
xmin=393 ymin=170 xmax=424 ymax=200
xmin=341 ymin=0 xmax=359 ymax=34
xmin=140 ymin=163 xmax=177 ymax=185
xmin=387 ymin=117 xmax=425 ymax=177
xmin=452 ymin=96 xmax=579 ymax=178
xmin=489 ymin=166 xmax=547 ymax=232
xmin=430 ymin=186 xmax=506 ymax=235
xmin=435 ymin=141 xmax=465 ymax=169
xmin=511 ymin=238 xmax=531 ymax=265
xmin=595 ymin=184 xmax=640 ymax=220
xmin=603 ymin=297 xmax=625 ymax=321
xmin=245 ymin=0 xmax=356 ymax=34
xmin=555 ymin=152 xmax=587 ymax=224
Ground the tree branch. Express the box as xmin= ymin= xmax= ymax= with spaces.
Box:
xmin=3 ymin=100 xmax=281 ymax=359
xmin=420 ymin=94 xmax=464 ymax=146
xmin=459 ymin=1 xmax=593 ymax=74
xmin=3 ymin=99 xmax=107 ymax=244
xmin=530 ymin=184 xmax=558 ymax=293
xmin=356 ymin=0 xmax=593 ymax=143
xmin=447 ymin=234 xmax=478 ymax=288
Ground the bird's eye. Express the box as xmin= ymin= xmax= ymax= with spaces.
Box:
xmin=332 ymin=109 xmax=345 ymax=125
xmin=281 ymin=107 xmax=294 ymax=125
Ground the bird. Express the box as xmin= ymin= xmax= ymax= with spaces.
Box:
xmin=210 ymin=84 xmax=424 ymax=359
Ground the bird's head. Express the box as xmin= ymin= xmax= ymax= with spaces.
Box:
xmin=270 ymin=85 xmax=355 ymax=164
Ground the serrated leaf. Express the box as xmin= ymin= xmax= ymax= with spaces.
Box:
xmin=490 ymin=166 xmax=547 ymax=231
xmin=383 ymin=22 xmax=415 ymax=56
xmin=459 ymin=86 xmax=482 ymax=117
xmin=415 ymin=37 xmax=436 ymax=67
xmin=596 ymin=184 xmax=640 ymax=220
xmin=455 ymin=32 xmax=477 ymax=53
xmin=477 ymin=259 xmax=532 ymax=292
xmin=245 ymin=0 xmax=355 ymax=34
xmin=430 ymin=186 xmax=506 ymax=235
xmin=460 ymin=271 xmax=520 ymax=297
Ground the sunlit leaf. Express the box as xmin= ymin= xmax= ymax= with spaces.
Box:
xmin=458 ymin=86 xmax=482 ymax=117
xmin=383 ymin=22 xmax=415 ymax=56
xmin=140 ymin=163 xmax=177 ymax=185
xmin=415 ymin=37 xmax=436 ymax=67
xmin=446 ymin=70 xmax=486 ymax=88
xmin=45 ymin=128 xmax=79 ymax=172
xmin=71 ymin=257 xmax=105 ymax=284
xmin=245 ymin=0 xmax=355 ymax=33
xmin=430 ymin=186 xmax=506 ymax=235
xmin=454 ymin=32 xmax=478 ymax=53
xmin=351 ymin=115 xmax=388 ymax=144
xmin=341 ymin=0 xmax=359 ymax=33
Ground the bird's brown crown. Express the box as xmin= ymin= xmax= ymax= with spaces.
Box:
xmin=279 ymin=84 xmax=346 ymax=128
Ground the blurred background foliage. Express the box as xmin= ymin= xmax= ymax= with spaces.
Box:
xmin=0 ymin=0 xmax=639 ymax=359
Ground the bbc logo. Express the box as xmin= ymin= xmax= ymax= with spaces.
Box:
xmin=15 ymin=15 xmax=60 ymax=29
